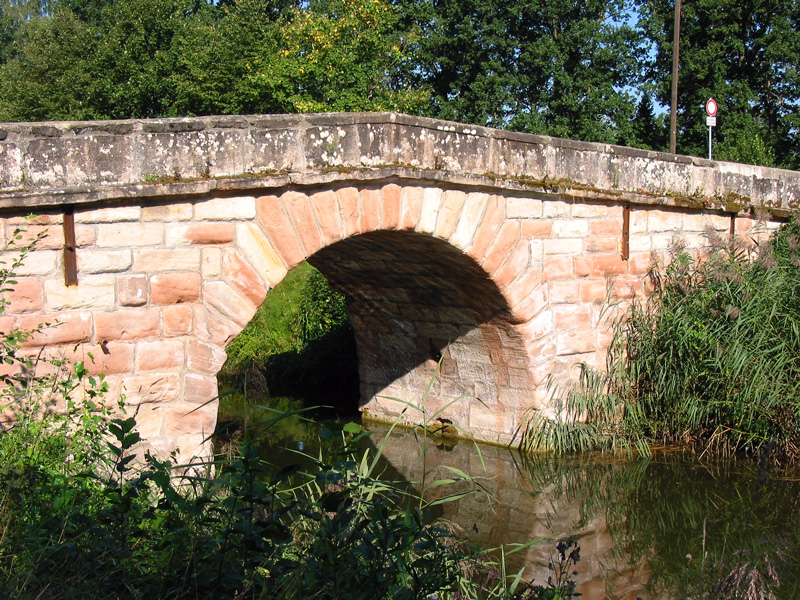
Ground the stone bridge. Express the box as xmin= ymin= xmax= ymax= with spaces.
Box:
xmin=0 ymin=112 xmax=797 ymax=463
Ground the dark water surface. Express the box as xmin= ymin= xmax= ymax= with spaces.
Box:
xmin=216 ymin=397 xmax=800 ymax=600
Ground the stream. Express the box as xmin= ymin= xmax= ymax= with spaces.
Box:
xmin=215 ymin=395 xmax=800 ymax=600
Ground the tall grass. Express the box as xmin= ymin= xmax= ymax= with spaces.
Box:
xmin=524 ymin=217 xmax=800 ymax=463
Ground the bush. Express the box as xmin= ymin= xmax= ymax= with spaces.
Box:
xmin=524 ymin=217 xmax=800 ymax=463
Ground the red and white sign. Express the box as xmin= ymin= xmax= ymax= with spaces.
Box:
xmin=705 ymin=98 xmax=718 ymax=117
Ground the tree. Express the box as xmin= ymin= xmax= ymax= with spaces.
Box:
xmin=397 ymin=0 xmax=643 ymax=144
xmin=638 ymin=0 xmax=800 ymax=167
xmin=212 ymin=0 xmax=428 ymax=115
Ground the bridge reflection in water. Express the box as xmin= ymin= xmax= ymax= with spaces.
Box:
xmin=363 ymin=424 xmax=800 ymax=600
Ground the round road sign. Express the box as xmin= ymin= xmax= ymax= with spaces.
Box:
xmin=706 ymin=98 xmax=718 ymax=116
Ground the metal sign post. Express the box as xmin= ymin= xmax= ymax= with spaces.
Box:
xmin=705 ymin=98 xmax=717 ymax=160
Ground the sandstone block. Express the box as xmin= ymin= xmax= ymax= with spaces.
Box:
xmin=399 ymin=186 xmax=423 ymax=230
xmin=132 ymin=404 xmax=164 ymax=438
xmin=511 ymin=281 xmax=548 ymax=322
xmin=194 ymin=196 xmax=256 ymax=221
xmin=257 ymin=195 xmax=306 ymax=269
xmin=380 ymin=184 xmax=402 ymax=230
xmin=574 ymin=254 xmax=627 ymax=278
xmin=118 ymin=274 xmax=148 ymax=306
xmin=520 ymin=220 xmax=553 ymax=238
xmin=435 ymin=190 xmax=466 ymax=240
xmin=136 ymin=339 xmax=185 ymax=372
xmin=77 ymin=250 xmax=132 ymax=274
xmin=630 ymin=210 xmax=648 ymax=234
xmin=194 ymin=305 xmax=240 ymax=346
xmin=556 ymin=329 xmax=597 ymax=356
xmin=162 ymin=304 xmax=193 ymax=336
xmin=95 ymin=308 xmax=160 ymax=341
xmin=553 ymin=305 xmax=592 ymax=329
xmin=122 ymin=373 xmax=181 ymax=405
xmin=549 ymin=281 xmax=580 ymax=304
xmin=542 ymin=200 xmax=570 ymax=218
xmin=520 ymin=310 xmax=554 ymax=340
xmin=184 ymin=223 xmax=236 ymax=245
xmin=202 ymin=280 xmax=257 ymax=329
xmin=579 ymin=279 xmax=608 ymax=303
xmin=184 ymin=373 xmax=219 ymax=404
xmin=162 ymin=401 xmax=217 ymax=436
xmin=543 ymin=238 xmax=582 ymax=255
xmin=142 ymin=204 xmax=192 ymax=222
xmin=67 ymin=341 xmax=134 ymax=375
xmin=133 ymin=248 xmax=201 ymax=272
xmin=201 ymin=247 xmax=222 ymax=279
xmin=235 ymin=223 xmax=287 ymax=287
xmin=45 ymin=276 xmax=115 ymax=311
xmin=20 ymin=311 xmax=92 ymax=347
xmin=450 ymin=192 xmax=488 ymax=249
xmin=552 ymin=219 xmax=589 ymax=238
xmin=150 ymin=272 xmax=201 ymax=304
xmin=282 ymin=191 xmax=323 ymax=255
xmin=647 ymin=209 xmax=680 ymax=232
xmin=223 ymin=248 xmax=267 ymax=307
xmin=76 ymin=226 xmax=95 ymax=247
xmin=590 ymin=219 xmax=621 ymax=236
xmin=361 ymin=188 xmax=381 ymax=231
xmin=417 ymin=187 xmax=442 ymax=234
xmin=468 ymin=195 xmax=505 ymax=259
xmin=505 ymin=268 xmax=543 ymax=311
xmin=481 ymin=221 xmax=520 ymax=272
xmin=543 ymin=256 xmax=573 ymax=280
xmin=584 ymin=236 xmax=619 ymax=253
xmin=628 ymin=251 xmax=653 ymax=275
xmin=3 ymin=278 xmax=43 ymax=313
xmin=8 ymin=250 xmax=58 ymax=276
xmin=76 ymin=206 xmax=141 ymax=223
xmin=187 ymin=339 xmax=226 ymax=375
xmin=310 ymin=190 xmax=343 ymax=245
xmin=96 ymin=223 xmax=163 ymax=247
xmin=507 ymin=197 xmax=543 ymax=219
xmin=571 ymin=203 xmax=609 ymax=218
xmin=492 ymin=239 xmax=530 ymax=289
xmin=336 ymin=187 xmax=362 ymax=236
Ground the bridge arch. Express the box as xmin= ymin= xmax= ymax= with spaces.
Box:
xmin=206 ymin=183 xmax=542 ymax=446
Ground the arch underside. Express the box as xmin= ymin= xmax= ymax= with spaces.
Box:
xmin=307 ymin=230 xmax=533 ymax=443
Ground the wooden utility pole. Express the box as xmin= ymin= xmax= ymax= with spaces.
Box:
xmin=669 ymin=0 xmax=681 ymax=154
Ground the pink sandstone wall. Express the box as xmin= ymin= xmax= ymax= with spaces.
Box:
xmin=0 ymin=180 xmax=780 ymax=464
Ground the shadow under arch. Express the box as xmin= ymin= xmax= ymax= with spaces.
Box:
xmin=305 ymin=229 xmax=534 ymax=444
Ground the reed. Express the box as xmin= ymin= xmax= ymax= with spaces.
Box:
xmin=523 ymin=217 xmax=800 ymax=463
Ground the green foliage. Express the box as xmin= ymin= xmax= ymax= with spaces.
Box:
xmin=525 ymin=217 xmax=800 ymax=463
xmin=638 ymin=0 xmax=800 ymax=168
xmin=0 ymin=389 xmax=558 ymax=599
xmin=0 ymin=0 xmax=427 ymax=121
xmin=222 ymin=262 xmax=359 ymax=409
xmin=398 ymin=0 xmax=642 ymax=144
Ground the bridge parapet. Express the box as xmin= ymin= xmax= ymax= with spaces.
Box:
xmin=1 ymin=112 xmax=798 ymax=216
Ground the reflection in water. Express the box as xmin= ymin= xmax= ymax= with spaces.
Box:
xmin=215 ymin=400 xmax=800 ymax=600
xmin=362 ymin=424 xmax=800 ymax=600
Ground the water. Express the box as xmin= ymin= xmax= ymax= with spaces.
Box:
xmin=215 ymin=397 xmax=800 ymax=599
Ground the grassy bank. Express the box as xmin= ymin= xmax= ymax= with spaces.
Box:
xmin=524 ymin=217 xmax=800 ymax=463
xmin=221 ymin=262 xmax=359 ymax=414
